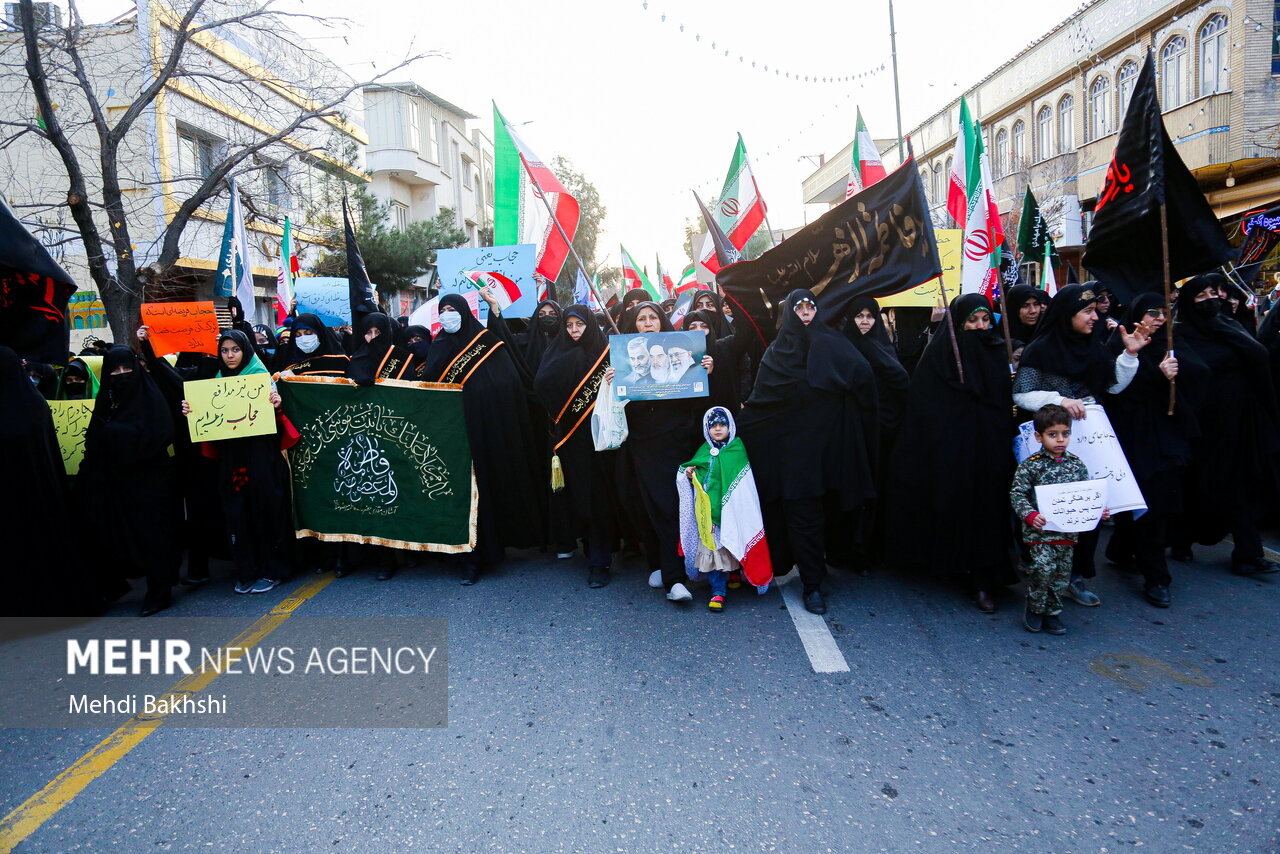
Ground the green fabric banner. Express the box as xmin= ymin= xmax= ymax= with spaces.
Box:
xmin=279 ymin=377 xmax=477 ymax=552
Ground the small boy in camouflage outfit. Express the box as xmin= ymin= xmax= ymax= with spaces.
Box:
xmin=1010 ymin=404 xmax=1109 ymax=635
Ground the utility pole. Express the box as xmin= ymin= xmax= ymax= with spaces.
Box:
xmin=889 ymin=0 xmax=905 ymax=160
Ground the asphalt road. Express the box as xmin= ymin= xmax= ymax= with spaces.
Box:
xmin=2 ymin=530 xmax=1277 ymax=853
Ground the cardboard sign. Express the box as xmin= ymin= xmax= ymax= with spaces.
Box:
xmin=184 ymin=374 xmax=277 ymax=442
xmin=49 ymin=399 xmax=95 ymax=475
xmin=435 ymin=245 xmax=537 ymax=321
xmin=877 ymin=229 xmax=961 ymax=309
xmin=609 ymin=331 xmax=709 ymax=402
xmin=1014 ymin=404 xmax=1146 ymax=514
xmin=1034 ymin=478 xmax=1108 ymax=533
xmin=140 ymin=301 xmax=219 ymax=355
xmin=293 ymin=277 xmax=353 ymax=326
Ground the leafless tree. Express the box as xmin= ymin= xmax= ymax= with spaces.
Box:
xmin=1 ymin=0 xmax=432 ymax=339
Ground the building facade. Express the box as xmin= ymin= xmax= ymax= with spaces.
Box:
xmin=0 ymin=0 xmax=367 ymax=340
xmin=804 ymin=0 xmax=1280 ymax=278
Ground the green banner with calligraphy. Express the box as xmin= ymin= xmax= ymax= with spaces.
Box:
xmin=278 ymin=376 xmax=477 ymax=552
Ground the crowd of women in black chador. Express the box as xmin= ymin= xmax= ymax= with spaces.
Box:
xmin=10 ymin=271 xmax=1280 ymax=620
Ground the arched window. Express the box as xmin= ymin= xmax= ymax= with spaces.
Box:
xmin=932 ymin=162 xmax=945 ymax=205
xmin=1088 ymin=76 xmax=1110 ymax=141
xmin=1199 ymin=14 xmax=1228 ymax=96
xmin=994 ymin=128 xmax=1009 ymax=177
xmin=1036 ymin=105 xmax=1053 ymax=160
xmin=1162 ymin=35 xmax=1189 ymax=108
xmin=1116 ymin=60 xmax=1138 ymax=117
xmin=920 ymin=169 xmax=931 ymax=203
xmin=1058 ymin=94 xmax=1075 ymax=153
xmin=1011 ymin=120 xmax=1026 ymax=166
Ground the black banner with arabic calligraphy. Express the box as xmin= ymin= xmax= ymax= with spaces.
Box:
xmin=0 ymin=197 xmax=77 ymax=365
xmin=1082 ymin=52 xmax=1234 ymax=302
xmin=716 ymin=157 xmax=940 ymax=342
xmin=278 ymin=376 xmax=477 ymax=552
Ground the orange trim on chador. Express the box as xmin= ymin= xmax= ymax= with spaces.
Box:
xmin=435 ymin=331 xmax=503 ymax=385
xmin=552 ymin=350 xmax=608 ymax=452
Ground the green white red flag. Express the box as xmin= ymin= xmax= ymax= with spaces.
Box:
xmin=464 ymin=270 xmax=522 ymax=309
xmin=275 ymin=215 xmax=298 ymax=326
xmin=674 ymin=263 xmax=698 ymax=294
xmin=493 ymin=104 xmax=579 ymax=283
xmin=845 ymin=109 xmax=887 ymax=198
xmin=959 ymin=115 xmax=1004 ymax=300
xmin=697 ymin=134 xmax=766 ymax=273
xmin=620 ymin=245 xmax=660 ymax=300
xmin=657 ymin=257 xmax=676 ymax=298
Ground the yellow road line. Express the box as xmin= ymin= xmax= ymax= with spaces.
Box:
xmin=0 ymin=573 xmax=335 ymax=853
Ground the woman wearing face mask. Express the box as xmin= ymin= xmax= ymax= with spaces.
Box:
xmin=1004 ymin=285 xmax=1052 ymax=345
xmin=533 ymin=304 xmax=617 ymax=587
xmin=78 ymin=345 xmax=181 ymax=616
xmin=346 ymin=313 xmax=415 ymax=386
xmin=1168 ymin=273 xmax=1280 ymax=576
xmin=1103 ymin=293 xmax=1204 ymax=607
xmin=274 ymin=314 xmax=349 ymax=377
xmin=737 ymin=290 xmax=878 ymax=615
xmin=1013 ymin=283 xmax=1152 ymax=608
xmin=885 ymin=294 xmax=1019 ymax=614
xmin=606 ymin=301 xmax=715 ymax=602
xmin=55 ymin=356 xmax=100 ymax=400
xmin=180 ymin=331 xmax=295 ymax=594
xmin=422 ymin=293 xmax=546 ymax=583
xmin=251 ymin=324 xmax=279 ymax=368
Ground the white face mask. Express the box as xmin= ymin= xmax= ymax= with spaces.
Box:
xmin=296 ymin=334 xmax=320 ymax=353
xmin=439 ymin=311 xmax=462 ymax=334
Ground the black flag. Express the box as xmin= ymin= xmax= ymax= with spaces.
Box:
xmin=693 ymin=190 xmax=742 ymax=271
xmin=1082 ymin=51 xmax=1234 ymax=302
xmin=1236 ymin=202 xmax=1280 ymax=287
xmin=716 ymin=155 xmax=941 ymax=343
xmin=343 ymin=196 xmax=378 ymax=325
xmin=0 ymin=195 xmax=76 ymax=364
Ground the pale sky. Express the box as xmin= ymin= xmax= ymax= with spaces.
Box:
xmin=82 ymin=0 xmax=1082 ymax=272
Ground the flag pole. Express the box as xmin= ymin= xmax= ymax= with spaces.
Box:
xmin=526 ymin=168 xmax=620 ymax=335
xmin=935 ymin=275 xmax=965 ymax=384
xmin=995 ymin=255 xmax=1016 ymax=372
xmin=889 ymin=0 xmax=905 ymax=161
xmin=1160 ymin=203 xmax=1176 ymax=415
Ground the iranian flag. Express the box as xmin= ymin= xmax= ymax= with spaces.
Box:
xmin=493 ymin=104 xmax=580 ymax=283
xmin=676 ymin=444 xmax=773 ymax=590
xmin=464 ymin=270 xmax=522 ymax=309
xmin=946 ymin=98 xmax=975 ymax=227
xmin=960 ymin=116 xmax=1004 ymax=300
xmin=408 ymin=290 xmax=480 ymax=336
xmin=697 ymin=134 xmax=767 ymax=273
xmin=620 ymin=245 xmax=660 ymax=300
xmin=275 ymin=215 xmax=298 ymax=326
xmin=845 ymin=109 xmax=887 ymax=198
xmin=657 ymin=257 xmax=676 ymax=299
xmin=674 ymin=263 xmax=698 ymax=294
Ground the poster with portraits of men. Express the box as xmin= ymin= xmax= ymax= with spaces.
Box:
xmin=610 ymin=330 xmax=709 ymax=402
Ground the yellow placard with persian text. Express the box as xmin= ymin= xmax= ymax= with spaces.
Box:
xmin=49 ymin=399 xmax=95 ymax=475
xmin=184 ymin=373 xmax=277 ymax=442
xmin=878 ymin=228 xmax=961 ymax=308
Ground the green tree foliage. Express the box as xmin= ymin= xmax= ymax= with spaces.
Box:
xmin=309 ymin=186 xmax=468 ymax=294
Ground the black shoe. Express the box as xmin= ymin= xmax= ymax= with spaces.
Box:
xmin=587 ymin=566 xmax=611 ymax=588
xmin=1024 ymin=608 xmax=1043 ymax=633
xmin=974 ymin=590 xmax=996 ymax=613
xmin=461 ymin=564 xmax=481 ymax=586
xmin=180 ymin=575 xmax=210 ymax=586
xmin=140 ymin=595 xmax=171 ymax=617
xmin=376 ymin=566 xmax=396 ymax=581
xmin=1231 ymin=560 xmax=1279 ymax=576
xmin=803 ymin=589 xmax=827 ymax=615
xmin=1144 ymin=584 xmax=1171 ymax=607
xmin=1170 ymin=547 xmax=1193 ymax=562
xmin=1042 ymin=613 xmax=1066 ymax=635
xmin=334 ymin=565 xmax=351 ymax=579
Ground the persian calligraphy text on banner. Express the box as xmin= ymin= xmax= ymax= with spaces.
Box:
xmin=184 ymin=374 xmax=278 ymax=442
xmin=140 ymin=301 xmax=220 ymax=356
xmin=278 ymin=376 xmax=477 ymax=552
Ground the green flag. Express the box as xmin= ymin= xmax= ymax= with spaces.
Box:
xmin=279 ymin=377 xmax=477 ymax=552
xmin=1016 ymin=187 xmax=1059 ymax=269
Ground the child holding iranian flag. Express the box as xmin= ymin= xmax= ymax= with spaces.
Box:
xmin=676 ymin=407 xmax=773 ymax=611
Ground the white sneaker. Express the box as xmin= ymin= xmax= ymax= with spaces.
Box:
xmin=666 ymin=583 xmax=693 ymax=602
xmin=648 ymin=570 xmax=664 ymax=589
xmin=555 ymin=551 xmax=575 ymax=559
